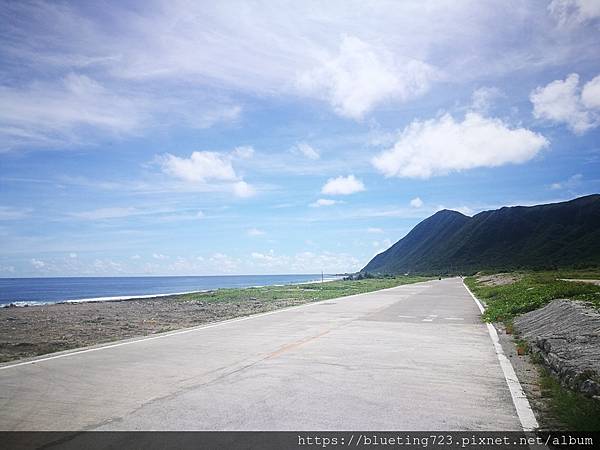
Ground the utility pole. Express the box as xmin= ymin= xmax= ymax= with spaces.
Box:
xmin=321 ymin=270 xmax=324 ymax=283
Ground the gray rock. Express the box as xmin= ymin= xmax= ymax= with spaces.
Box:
xmin=514 ymin=299 xmax=600 ymax=399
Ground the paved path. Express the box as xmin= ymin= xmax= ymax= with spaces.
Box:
xmin=0 ymin=278 xmax=522 ymax=431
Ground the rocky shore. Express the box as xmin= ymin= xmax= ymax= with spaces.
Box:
xmin=0 ymin=293 xmax=314 ymax=363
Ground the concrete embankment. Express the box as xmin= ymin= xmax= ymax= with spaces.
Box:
xmin=514 ymin=299 xmax=600 ymax=399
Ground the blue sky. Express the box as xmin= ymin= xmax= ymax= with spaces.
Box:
xmin=1 ymin=0 xmax=600 ymax=277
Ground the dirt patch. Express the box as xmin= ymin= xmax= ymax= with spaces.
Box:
xmin=559 ymin=278 xmax=600 ymax=286
xmin=0 ymin=294 xmax=317 ymax=363
xmin=476 ymin=273 xmax=522 ymax=286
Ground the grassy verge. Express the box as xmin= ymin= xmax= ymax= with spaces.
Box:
xmin=464 ymin=270 xmax=600 ymax=323
xmin=172 ymin=275 xmax=433 ymax=305
xmin=538 ymin=365 xmax=600 ymax=431
xmin=465 ymin=269 xmax=600 ymax=430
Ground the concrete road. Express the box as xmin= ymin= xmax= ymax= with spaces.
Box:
xmin=0 ymin=278 xmax=522 ymax=431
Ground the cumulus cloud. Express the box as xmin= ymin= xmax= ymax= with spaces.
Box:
xmin=159 ymin=149 xmax=256 ymax=198
xmin=530 ymin=73 xmax=600 ymax=134
xmin=297 ymin=35 xmax=436 ymax=119
xmin=160 ymin=151 xmax=237 ymax=183
xmin=410 ymin=197 xmax=424 ymax=208
xmin=582 ymin=75 xmax=600 ymax=109
xmin=321 ymin=175 xmax=365 ymax=195
xmin=30 ymin=258 xmax=46 ymax=269
xmin=250 ymin=250 xmax=361 ymax=273
xmin=3 ymin=1 xmax=600 ymax=151
xmin=293 ymin=142 xmax=320 ymax=160
xmin=372 ymin=112 xmax=549 ymax=178
xmin=209 ymin=252 xmax=240 ymax=273
xmin=367 ymin=227 xmax=384 ymax=234
xmin=309 ymin=198 xmax=340 ymax=207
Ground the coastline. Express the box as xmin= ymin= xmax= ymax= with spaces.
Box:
xmin=0 ymin=276 xmax=428 ymax=363
xmin=1 ymin=276 xmax=340 ymax=308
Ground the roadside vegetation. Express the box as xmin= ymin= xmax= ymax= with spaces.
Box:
xmin=464 ymin=269 xmax=600 ymax=323
xmin=537 ymin=364 xmax=600 ymax=431
xmin=466 ymin=269 xmax=600 ymax=431
xmin=173 ymin=275 xmax=433 ymax=305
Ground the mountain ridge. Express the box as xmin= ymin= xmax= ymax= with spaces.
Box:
xmin=361 ymin=194 xmax=600 ymax=275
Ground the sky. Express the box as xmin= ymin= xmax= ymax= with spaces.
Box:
xmin=1 ymin=0 xmax=600 ymax=277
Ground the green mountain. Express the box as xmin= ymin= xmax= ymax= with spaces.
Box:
xmin=361 ymin=194 xmax=600 ymax=275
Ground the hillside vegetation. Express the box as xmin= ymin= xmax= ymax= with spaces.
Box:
xmin=362 ymin=194 xmax=600 ymax=275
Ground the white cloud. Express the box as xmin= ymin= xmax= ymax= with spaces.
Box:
xmin=530 ymin=73 xmax=600 ymax=134
xmin=298 ymin=36 xmax=436 ymax=119
xmin=92 ymin=259 xmax=124 ymax=274
xmin=159 ymin=150 xmax=256 ymax=198
xmin=410 ymin=197 xmax=424 ymax=208
xmin=232 ymin=180 xmax=256 ymax=198
xmin=152 ymin=253 xmax=169 ymax=260
xmin=297 ymin=36 xmax=436 ymax=120
xmin=293 ymin=142 xmax=320 ymax=160
xmin=209 ymin=252 xmax=239 ymax=273
xmin=433 ymin=204 xmax=474 ymax=216
xmin=0 ymin=265 xmax=15 ymax=273
xmin=69 ymin=253 xmax=78 ymax=259
xmin=582 ymin=75 xmax=600 ymax=109
xmin=321 ymin=175 xmax=365 ymax=195
xmin=131 ymin=254 xmax=141 ymax=260
xmin=309 ymin=198 xmax=340 ymax=207
xmin=3 ymin=2 xmax=600 ymax=149
xmin=0 ymin=72 xmax=241 ymax=149
xmin=550 ymin=173 xmax=583 ymax=190
xmin=549 ymin=0 xmax=600 ymax=25
xmin=247 ymin=228 xmax=266 ymax=236
xmin=367 ymin=227 xmax=384 ymax=234
xmin=30 ymin=258 xmax=46 ymax=269
xmin=251 ymin=250 xmax=361 ymax=273
xmin=0 ymin=74 xmax=147 ymax=150
xmin=160 ymin=151 xmax=237 ymax=183
xmin=471 ymin=87 xmax=503 ymax=113
xmin=232 ymin=145 xmax=255 ymax=159
xmin=372 ymin=112 xmax=549 ymax=178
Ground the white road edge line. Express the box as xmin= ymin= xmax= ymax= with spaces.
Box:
xmin=0 ymin=282 xmax=424 ymax=371
xmin=463 ymin=281 xmax=539 ymax=431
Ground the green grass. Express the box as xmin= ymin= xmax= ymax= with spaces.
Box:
xmin=464 ymin=270 xmax=600 ymax=322
xmin=538 ymin=367 xmax=600 ymax=431
xmin=171 ymin=275 xmax=433 ymax=305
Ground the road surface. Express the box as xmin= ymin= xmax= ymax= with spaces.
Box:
xmin=0 ymin=278 xmax=523 ymax=431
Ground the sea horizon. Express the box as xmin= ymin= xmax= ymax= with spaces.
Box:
xmin=0 ymin=273 xmax=340 ymax=307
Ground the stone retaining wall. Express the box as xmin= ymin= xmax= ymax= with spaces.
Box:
xmin=514 ymin=299 xmax=600 ymax=399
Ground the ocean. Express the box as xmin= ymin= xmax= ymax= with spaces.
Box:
xmin=0 ymin=274 xmax=335 ymax=307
